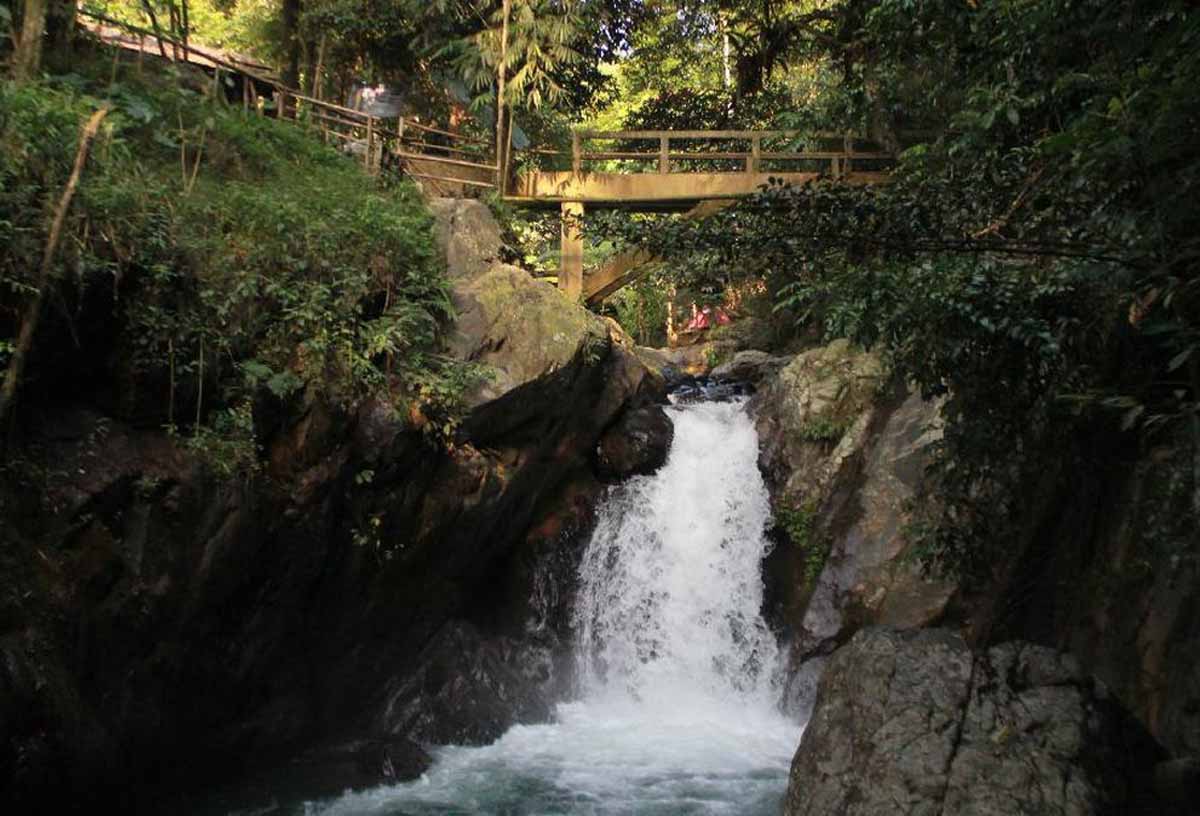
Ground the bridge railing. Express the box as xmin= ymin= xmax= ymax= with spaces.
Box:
xmin=81 ymin=8 xmax=499 ymax=191
xmin=538 ymin=130 xmax=895 ymax=178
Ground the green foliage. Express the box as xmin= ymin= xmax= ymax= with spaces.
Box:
xmin=606 ymin=276 xmax=668 ymax=346
xmin=796 ymin=415 xmax=849 ymax=444
xmin=702 ymin=344 xmax=725 ymax=370
xmin=588 ymin=0 xmax=1200 ymax=584
xmin=178 ymin=401 xmax=261 ymax=480
xmin=776 ymin=499 xmax=827 ymax=589
xmin=1 ymin=60 xmax=470 ymax=477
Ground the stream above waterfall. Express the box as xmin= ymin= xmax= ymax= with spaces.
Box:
xmin=304 ymin=393 xmax=802 ymax=815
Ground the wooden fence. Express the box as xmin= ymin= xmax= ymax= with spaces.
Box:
xmin=79 ymin=8 xmax=499 ymax=191
xmin=553 ymin=130 xmax=894 ymax=178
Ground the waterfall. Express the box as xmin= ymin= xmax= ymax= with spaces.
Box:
xmin=575 ymin=397 xmax=781 ymax=709
xmin=309 ymin=394 xmax=801 ymax=815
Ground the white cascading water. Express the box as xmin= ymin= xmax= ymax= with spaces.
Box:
xmin=308 ymin=395 xmax=802 ymax=815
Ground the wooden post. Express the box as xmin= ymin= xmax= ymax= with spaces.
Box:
xmin=495 ymin=0 xmax=511 ymax=193
xmin=242 ymin=75 xmax=250 ymax=112
xmin=659 ymin=136 xmax=669 ymax=174
xmin=572 ymin=131 xmax=582 ymax=174
xmin=831 ymin=156 xmax=841 ymax=179
xmin=366 ymin=116 xmax=376 ymax=172
xmin=311 ymin=33 xmax=326 ymax=100
xmin=560 ymin=201 xmax=584 ymax=300
xmin=749 ymin=134 xmax=761 ymax=173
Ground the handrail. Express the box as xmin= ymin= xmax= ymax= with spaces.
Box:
xmin=81 ymin=8 xmax=500 ymax=187
xmin=562 ymin=128 xmax=891 ymax=177
xmin=577 ymin=129 xmax=851 ymax=140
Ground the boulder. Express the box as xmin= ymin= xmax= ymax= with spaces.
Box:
xmin=785 ymin=627 xmax=1167 ymax=816
xmin=753 ymin=338 xmax=884 ymax=509
xmin=447 ymin=263 xmax=610 ymax=407
xmin=427 ymin=198 xmax=503 ymax=282
xmin=632 ymin=345 xmax=683 ymax=384
xmin=596 ymin=405 xmax=674 ymax=481
xmin=752 ymin=340 xmax=952 ymax=713
xmin=710 ymin=349 xmax=791 ymax=384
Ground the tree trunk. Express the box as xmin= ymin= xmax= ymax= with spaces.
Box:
xmin=310 ymin=33 xmax=326 ymax=100
xmin=863 ymin=60 xmax=900 ymax=154
xmin=46 ymin=0 xmax=77 ymax=55
xmin=281 ymin=0 xmax=302 ymax=90
xmin=12 ymin=0 xmax=49 ymax=81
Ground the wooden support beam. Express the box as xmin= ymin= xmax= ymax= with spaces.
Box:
xmin=366 ymin=116 xmax=375 ymax=172
xmin=572 ymin=132 xmax=582 ymax=174
xmin=659 ymin=136 xmax=669 ymax=174
xmin=749 ymin=135 xmax=761 ymax=173
xmin=560 ymin=201 xmax=584 ymax=301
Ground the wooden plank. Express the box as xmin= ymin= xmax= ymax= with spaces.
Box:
xmin=400 ymin=139 xmax=488 ymax=158
xmin=400 ymin=119 xmax=490 ymax=144
xmin=393 ymin=151 xmax=498 ymax=172
xmin=578 ymin=129 xmax=852 ymax=141
xmin=511 ymin=169 xmax=891 ymax=206
xmin=659 ymin=136 xmax=669 ymax=173
xmin=404 ymin=172 xmax=497 ymax=189
xmin=309 ymin=110 xmax=368 ymax=131
xmin=575 ymin=151 xmax=884 ymax=162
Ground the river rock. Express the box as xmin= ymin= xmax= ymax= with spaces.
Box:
xmin=432 ymin=198 xmax=614 ymax=408
xmin=596 ymin=405 xmax=674 ymax=480
xmin=785 ymin=627 xmax=1167 ymax=816
xmin=710 ymin=349 xmax=791 ymax=384
xmin=789 ymin=391 xmax=952 ymax=659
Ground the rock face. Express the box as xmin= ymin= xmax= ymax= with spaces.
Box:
xmin=428 ymin=197 xmax=503 ymax=282
xmin=752 ymin=339 xmax=952 ymax=715
xmin=754 ymin=338 xmax=884 ymax=510
xmin=972 ymin=427 xmax=1200 ymax=761
xmin=786 ymin=627 xmax=1166 ymax=816
xmin=0 ymin=198 xmax=665 ymax=813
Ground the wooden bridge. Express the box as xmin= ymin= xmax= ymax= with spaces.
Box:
xmin=83 ymin=11 xmax=892 ymax=302
xmin=503 ymin=130 xmax=892 ymax=302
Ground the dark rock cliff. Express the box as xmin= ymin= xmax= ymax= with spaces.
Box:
xmin=755 ymin=339 xmax=1198 ymax=797
xmin=0 ymin=199 xmax=670 ymax=813
xmin=785 ymin=627 xmax=1169 ymax=816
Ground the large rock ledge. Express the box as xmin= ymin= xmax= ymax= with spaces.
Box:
xmin=785 ymin=627 xmax=1170 ymax=816
xmin=0 ymin=198 xmax=669 ymax=813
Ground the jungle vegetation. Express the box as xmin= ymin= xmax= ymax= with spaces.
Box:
xmin=2 ymin=0 xmax=1197 ymax=578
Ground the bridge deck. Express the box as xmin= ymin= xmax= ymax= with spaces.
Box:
xmin=505 ymin=169 xmax=888 ymax=210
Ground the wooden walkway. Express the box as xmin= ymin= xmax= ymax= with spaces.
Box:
xmin=81 ymin=9 xmax=500 ymax=193
xmin=505 ymin=130 xmax=892 ymax=302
